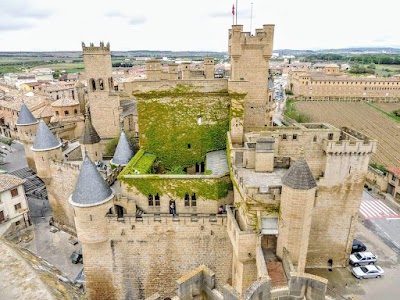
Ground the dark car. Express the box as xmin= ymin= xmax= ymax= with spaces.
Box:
xmin=352 ymin=239 xmax=367 ymax=254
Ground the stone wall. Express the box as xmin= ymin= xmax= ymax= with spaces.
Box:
xmin=46 ymin=161 xmax=80 ymax=232
xmin=102 ymin=215 xmax=233 ymax=299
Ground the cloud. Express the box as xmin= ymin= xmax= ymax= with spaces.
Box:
xmin=129 ymin=16 xmax=146 ymax=25
xmin=0 ymin=22 xmax=31 ymax=31
xmin=0 ymin=1 xmax=52 ymax=20
xmin=105 ymin=11 xmax=126 ymax=18
xmin=105 ymin=11 xmax=146 ymax=26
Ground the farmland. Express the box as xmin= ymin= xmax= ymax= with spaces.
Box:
xmin=294 ymin=101 xmax=400 ymax=167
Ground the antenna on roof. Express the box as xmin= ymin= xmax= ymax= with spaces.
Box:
xmin=250 ymin=2 xmax=253 ymax=33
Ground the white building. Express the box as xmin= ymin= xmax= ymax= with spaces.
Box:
xmin=0 ymin=174 xmax=31 ymax=236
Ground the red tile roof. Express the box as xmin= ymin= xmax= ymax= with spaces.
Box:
xmin=387 ymin=167 xmax=400 ymax=178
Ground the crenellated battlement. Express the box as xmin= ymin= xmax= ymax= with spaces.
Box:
xmin=229 ymin=24 xmax=274 ymax=58
xmin=82 ymin=41 xmax=110 ymax=53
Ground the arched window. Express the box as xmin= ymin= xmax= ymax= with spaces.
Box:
xmin=91 ymin=79 xmax=96 ymax=91
xmin=99 ymin=79 xmax=104 ymax=90
xmin=64 ymin=110 xmax=69 ymax=116
xmin=74 ymin=109 xmax=78 ymax=115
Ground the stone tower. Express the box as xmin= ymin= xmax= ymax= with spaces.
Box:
xmin=69 ymin=153 xmax=116 ymax=300
xmin=110 ymin=130 xmax=133 ymax=167
xmin=16 ymin=103 xmax=39 ymax=171
xmin=145 ymin=59 xmax=161 ymax=81
xmin=228 ymin=24 xmax=275 ymax=144
xmin=31 ymin=120 xmax=62 ymax=183
xmin=277 ymin=158 xmax=317 ymax=272
xmin=80 ymin=116 xmax=102 ymax=162
xmin=204 ymin=57 xmax=214 ymax=79
xmin=82 ymin=42 xmax=120 ymax=139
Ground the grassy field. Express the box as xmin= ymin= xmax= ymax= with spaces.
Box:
xmin=294 ymin=101 xmax=400 ymax=167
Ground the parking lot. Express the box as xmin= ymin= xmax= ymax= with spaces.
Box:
xmin=307 ymin=220 xmax=400 ymax=300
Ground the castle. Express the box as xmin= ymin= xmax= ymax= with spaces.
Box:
xmin=15 ymin=23 xmax=377 ymax=300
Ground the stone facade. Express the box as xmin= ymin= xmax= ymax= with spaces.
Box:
xmin=289 ymin=66 xmax=400 ymax=101
xmin=82 ymin=42 xmax=120 ymax=139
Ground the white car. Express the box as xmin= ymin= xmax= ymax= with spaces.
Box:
xmin=352 ymin=265 xmax=384 ymax=279
xmin=349 ymin=251 xmax=377 ymax=266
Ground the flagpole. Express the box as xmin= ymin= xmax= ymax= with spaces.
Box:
xmin=232 ymin=4 xmax=234 ymax=25
xmin=250 ymin=2 xmax=253 ymax=33
xmin=236 ymin=0 xmax=238 ymax=25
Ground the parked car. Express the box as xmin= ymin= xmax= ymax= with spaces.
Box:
xmin=352 ymin=239 xmax=367 ymax=254
xmin=349 ymin=251 xmax=377 ymax=266
xmin=352 ymin=265 xmax=384 ymax=279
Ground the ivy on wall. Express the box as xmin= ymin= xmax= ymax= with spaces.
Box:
xmin=120 ymin=176 xmax=233 ymax=200
xmin=134 ymin=85 xmax=245 ymax=169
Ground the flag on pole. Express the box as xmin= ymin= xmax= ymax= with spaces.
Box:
xmin=232 ymin=4 xmax=235 ymax=15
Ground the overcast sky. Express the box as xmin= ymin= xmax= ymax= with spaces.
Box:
xmin=0 ymin=0 xmax=399 ymax=52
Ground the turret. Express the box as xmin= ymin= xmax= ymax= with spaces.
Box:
xmin=110 ymin=130 xmax=133 ymax=168
xmin=31 ymin=120 xmax=62 ymax=183
xmin=80 ymin=116 xmax=101 ymax=162
xmin=181 ymin=62 xmax=191 ymax=80
xmin=16 ymin=103 xmax=39 ymax=171
xmin=228 ymin=24 xmax=275 ymax=143
xmin=204 ymin=57 xmax=214 ymax=79
xmin=69 ymin=153 xmax=116 ymax=299
xmin=82 ymin=41 xmax=119 ymax=139
xmin=145 ymin=59 xmax=161 ymax=81
xmin=277 ymin=158 xmax=316 ymax=272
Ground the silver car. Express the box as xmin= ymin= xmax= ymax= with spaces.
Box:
xmin=352 ymin=265 xmax=384 ymax=279
xmin=349 ymin=251 xmax=377 ymax=266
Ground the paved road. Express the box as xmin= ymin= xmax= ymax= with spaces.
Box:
xmin=361 ymin=191 xmax=400 ymax=253
xmin=0 ymin=139 xmax=28 ymax=172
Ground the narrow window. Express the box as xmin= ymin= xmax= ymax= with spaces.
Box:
xmin=293 ymin=134 xmax=298 ymax=140
xmin=55 ymin=111 xmax=59 ymax=116
xmin=74 ymin=109 xmax=78 ymax=115
xmin=0 ymin=211 xmax=4 ymax=222
xmin=148 ymin=194 xmax=153 ymax=206
xmin=99 ymin=79 xmax=104 ymax=90
xmin=154 ymin=193 xmax=160 ymax=206
xmin=282 ymin=134 xmax=287 ymax=140
xmin=184 ymin=193 xmax=190 ymax=207
xmin=64 ymin=110 xmax=69 ymax=116
xmin=11 ymin=188 xmax=18 ymax=197
xmin=91 ymin=79 xmax=96 ymax=91
xmin=313 ymin=135 xmax=317 ymax=142
xmin=14 ymin=203 xmax=21 ymax=211
xmin=328 ymin=133 xmax=334 ymax=140
xmin=191 ymin=193 xmax=197 ymax=207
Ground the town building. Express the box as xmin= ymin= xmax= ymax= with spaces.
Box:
xmin=288 ymin=65 xmax=400 ymax=101
xmin=0 ymin=173 xmax=31 ymax=237
xmin=386 ymin=167 xmax=400 ymax=201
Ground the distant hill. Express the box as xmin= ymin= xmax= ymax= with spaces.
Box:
xmin=275 ymin=47 xmax=400 ymax=55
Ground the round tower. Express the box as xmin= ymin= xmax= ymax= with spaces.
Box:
xmin=69 ymin=153 xmax=116 ymax=299
xmin=276 ymin=158 xmax=316 ymax=272
xmin=110 ymin=130 xmax=133 ymax=168
xmin=16 ymin=103 xmax=39 ymax=171
xmin=31 ymin=120 xmax=62 ymax=183
xmin=80 ymin=115 xmax=102 ymax=162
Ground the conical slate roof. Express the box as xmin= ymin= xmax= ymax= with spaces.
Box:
xmin=32 ymin=120 xmax=62 ymax=151
xmin=111 ymin=131 xmax=133 ymax=166
xmin=281 ymin=158 xmax=317 ymax=190
xmin=80 ymin=116 xmax=101 ymax=145
xmin=16 ymin=103 xmax=38 ymax=126
xmin=70 ymin=154 xmax=113 ymax=206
